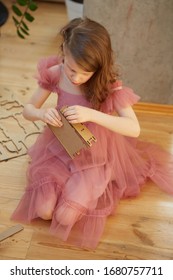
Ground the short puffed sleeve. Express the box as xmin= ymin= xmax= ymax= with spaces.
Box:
xmin=35 ymin=55 xmax=62 ymax=92
xmin=101 ymin=80 xmax=140 ymax=113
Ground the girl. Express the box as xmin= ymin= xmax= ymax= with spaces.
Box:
xmin=12 ymin=18 xmax=173 ymax=249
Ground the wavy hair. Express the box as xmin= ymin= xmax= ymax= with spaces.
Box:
xmin=59 ymin=17 xmax=119 ymax=109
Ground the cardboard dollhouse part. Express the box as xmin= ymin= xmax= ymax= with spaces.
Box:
xmin=48 ymin=110 xmax=86 ymax=158
xmin=60 ymin=106 xmax=97 ymax=147
xmin=48 ymin=109 xmax=97 ymax=158
xmin=72 ymin=122 xmax=97 ymax=146
xmin=0 ymin=224 xmax=24 ymax=242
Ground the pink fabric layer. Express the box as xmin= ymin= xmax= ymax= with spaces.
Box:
xmin=11 ymin=56 xmax=173 ymax=249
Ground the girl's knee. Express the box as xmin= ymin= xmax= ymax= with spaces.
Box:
xmin=37 ymin=207 xmax=53 ymax=220
xmin=40 ymin=211 xmax=53 ymax=220
xmin=55 ymin=205 xmax=79 ymax=226
xmin=37 ymin=196 xmax=56 ymax=220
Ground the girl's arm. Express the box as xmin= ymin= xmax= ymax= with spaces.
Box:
xmin=23 ymin=87 xmax=62 ymax=127
xmin=63 ymin=105 xmax=140 ymax=137
xmin=90 ymin=106 xmax=140 ymax=137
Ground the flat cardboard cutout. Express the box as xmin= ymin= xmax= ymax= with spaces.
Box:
xmin=48 ymin=108 xmax=97 ymax=158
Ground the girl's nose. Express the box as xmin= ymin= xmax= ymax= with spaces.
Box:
xmin=71 ymin=73 xmax=80 ymax=83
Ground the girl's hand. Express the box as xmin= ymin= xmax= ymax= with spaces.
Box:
xmin=40 ymin=108 xmax=63 ymax=127
xmin=63 ymin=105 xmax=92 ymax=123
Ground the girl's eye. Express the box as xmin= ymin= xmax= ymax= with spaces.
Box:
xmin=68 ymin=65 xmax=75 ymax=73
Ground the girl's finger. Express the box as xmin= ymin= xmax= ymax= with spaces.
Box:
xmin=63 ymin=106 xmax=75 ymax=117
xmin=47 ymin=114 xmax=62 ymax=127
xmin=66 ymin=115 xmax=76 ymax=121
xmin=51 ymin=109 xmax=61 ymax=121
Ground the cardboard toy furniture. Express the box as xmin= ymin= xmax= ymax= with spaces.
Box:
xmin=48 ymin=107 xmax=97 ymax=158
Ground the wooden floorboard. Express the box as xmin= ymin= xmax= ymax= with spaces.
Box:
xmin=0 ymin=0 xmax=173 ymax=260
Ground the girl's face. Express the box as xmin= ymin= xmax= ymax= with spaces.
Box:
xmin=63 ymin=48 xmax=95 ymax=86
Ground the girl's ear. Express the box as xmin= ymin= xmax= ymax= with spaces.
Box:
xmin=62 ymin=43 xmax=67 ymax=54
xmin=61 ymin=44 xmax=65 ymax=63
xmin=60 ymin=43 xmax=65 ymax=56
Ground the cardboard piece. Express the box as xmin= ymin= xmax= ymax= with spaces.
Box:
xmin=0 ymin=224 xmax=24 ymax=242
xmin=72 ymin=122 xmax=97 ymax=147
xmin=48 ymin=109 xmax=97 ymax=158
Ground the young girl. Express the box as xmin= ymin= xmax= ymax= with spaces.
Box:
xmin=12 ymin=17 xmax=173 ymax=249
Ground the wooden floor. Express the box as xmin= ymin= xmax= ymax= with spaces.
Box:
xmin=0 ymin=1 xmax=173 ymax=260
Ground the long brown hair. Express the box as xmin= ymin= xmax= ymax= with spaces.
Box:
xmin=60 ymin=17 xmax=119 ymax=109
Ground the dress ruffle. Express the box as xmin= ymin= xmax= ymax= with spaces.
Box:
xmin=101 ymin=81 xmax=140 ymax=113
xmin=11 ymin=55 xmax=173 ymax=249
xmin=35 ymin=55 xmax=62 ymax=92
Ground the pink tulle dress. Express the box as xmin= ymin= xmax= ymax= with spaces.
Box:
xmin=11 ymin=56 xmax=173 ymax=249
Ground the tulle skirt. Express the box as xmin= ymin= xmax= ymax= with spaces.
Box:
xmin=11 ymin=123 xmax=173 ymax=248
